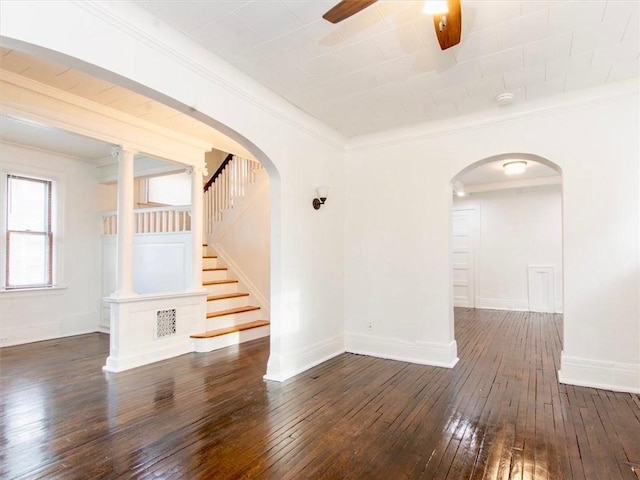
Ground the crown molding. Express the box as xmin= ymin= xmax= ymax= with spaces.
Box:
xmin=73 ymin=1 xmax=347 ymax=152
xmin=346 ymin=79 xmax=639 ymax=152
xmin=0 ymin=138 xmax=101 ymax=164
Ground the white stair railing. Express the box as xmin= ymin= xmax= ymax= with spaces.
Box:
xmin=203 ymin=155 xmax=262 ymax=233
xmin=102 ymin=205 xmax=191 ymax=235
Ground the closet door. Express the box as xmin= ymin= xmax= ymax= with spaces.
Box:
xmin=452 ymin=208 xmax=477 ymax=308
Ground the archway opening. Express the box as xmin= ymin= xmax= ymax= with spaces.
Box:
xmin=0 ymin=40 xmax=283 ymax=379
xmin=449 ymin=153 xmax=563 ymax=359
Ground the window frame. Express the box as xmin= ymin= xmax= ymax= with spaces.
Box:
xmin=1 ymin=161 xmax=65 ymax=293
xmin=5 ymin=174 xmax=54 ymax=289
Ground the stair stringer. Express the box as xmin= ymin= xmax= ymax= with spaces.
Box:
xmin=207 ymin=243 xmax=270 ymax=320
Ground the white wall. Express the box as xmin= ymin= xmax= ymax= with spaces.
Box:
xmin=204 ymin=148 xmax=227 ymax=182
xmin=0 ymin=0 xmax=346 ymax=380
xmin=0 ymin=142 xmax=105 ymax=345
xmin=345 ymin=85 xmax=639 ymax=393
xmin=147 ymin=172 xmax=191 ymax=206
xmin=454 ymin=185 xmax=563 ymax=312
xmin=102 ymin=233 xmax=193 ymax=296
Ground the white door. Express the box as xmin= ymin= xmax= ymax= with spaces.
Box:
xmin=452 ymin=207 xmax=477 ymax=308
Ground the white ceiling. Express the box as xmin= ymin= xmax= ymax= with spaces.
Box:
xmin=0 ymin=1 xmax=637 ymax=156
xmin=0 ymin=47 xmax=251 ymax=158
xmin=135 ymin=0 xmax=640 ymax=137
xmin=0 ymin=114 xmax=115 ymax=162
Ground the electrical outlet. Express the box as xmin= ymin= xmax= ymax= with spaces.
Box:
xmin=368 ymin=321 xmax=374 ymax=331
xmin=0 ymin=337 xmax=9 ymax=345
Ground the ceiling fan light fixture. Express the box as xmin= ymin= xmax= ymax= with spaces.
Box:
xmin=323 ymin=0 xmax=461 ymax=50
xmin=503 ymin=161 xmax=527 ymax=176
xmin=423 ymin=0 xmax=449 ymax=15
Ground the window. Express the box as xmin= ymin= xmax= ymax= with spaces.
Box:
xmin=146 ymin=173 xmax=191 ymax=206
xmin=5 ymin=175 xmax=53 ymax=289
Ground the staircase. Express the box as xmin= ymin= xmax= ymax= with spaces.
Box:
xmin=190 ymin=244 xmax=269 ymax=352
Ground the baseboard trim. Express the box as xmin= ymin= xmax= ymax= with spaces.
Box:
xmin=97 ymin=325 xmax=111 ymax=334
xmin=345 ymin=333 xmax=459 ymax=369
xmin=264 ymin=335 xmax=344 ymax=382
xmin=477 ymin=297 xmax=529 ymax=311
xmin=475 ymin=297 xmax=563 ymax=314
xmin=0 ymin=324 xmax=99 ymax=347
xmin=103 ymin=338 xmax=192 ymax=373
xmin=559 ymin=354 xmax=640 ymax=394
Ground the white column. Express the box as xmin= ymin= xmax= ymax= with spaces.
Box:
xmin=113 ymin=146 xmax=136 ymax=298
xmin=190 ymin=163 xmax=206 ymax=290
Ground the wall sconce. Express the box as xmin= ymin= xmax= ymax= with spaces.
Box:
xmin=312 ymin=187 xmax=329 ymax=210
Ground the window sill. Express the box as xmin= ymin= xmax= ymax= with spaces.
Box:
xmin=0 ymin=285 xmax=68 ymax=296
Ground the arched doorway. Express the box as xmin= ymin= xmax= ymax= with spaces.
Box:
xmin=449 ymin=153 xmax=563 ymax=356
xmin=0 ymin=40 xmax=284 ymax=379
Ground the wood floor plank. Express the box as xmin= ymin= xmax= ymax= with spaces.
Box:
xmin=1 ymin=308 xmax=639 ymax=479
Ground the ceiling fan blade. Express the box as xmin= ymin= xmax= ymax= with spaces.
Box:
xmin=434 ymin=0 xmax=462 ymax=50
xmin=322 ymin=0 xmax=378 ymax=24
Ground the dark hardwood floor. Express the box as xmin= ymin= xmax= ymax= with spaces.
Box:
xmin=1 ymin=309 xmax=639 ymax=479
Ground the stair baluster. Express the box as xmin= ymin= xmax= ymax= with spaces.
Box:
xmin=203 ymin=154 xmax=263 ymax=233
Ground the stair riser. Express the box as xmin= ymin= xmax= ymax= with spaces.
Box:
xmin=203 ymin=270 xmax=228 ymax=282
xmin=206 ymin=309 xmax=262 ymax=331
xmin=203 ymin=257 xmax=219 ymax=269
xmin=191 ymin=325 xmax=270 ymax=353
xmin=207 ymin=296 xmax=249 ymax=313
xmin=205 ymin=282 xmax=238 ymax=296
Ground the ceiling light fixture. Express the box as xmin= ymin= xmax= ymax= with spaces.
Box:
xmin=423 ymin=0 xmax=449 ymax=32
xmin=422 ymin=0 xmax=449 ymax=14
xmin=453 ymin=181 xmax=466 ymax=197
xmin=503 ymin=161 xmax=527 ymax=175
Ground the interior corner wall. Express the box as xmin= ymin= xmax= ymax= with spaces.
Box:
xmin=0 ymin=0 xmax=347 ymax=380
xmin=0 ymin=142 xmax=103 ymax=345
xmin=454 ymin=185 xmax=563 ymax=313
xmin=345 ymin=90 xmax=639 ymax=393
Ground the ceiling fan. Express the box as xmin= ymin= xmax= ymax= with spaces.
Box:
xmin=322 ymin=0 xmax=462 ymax=50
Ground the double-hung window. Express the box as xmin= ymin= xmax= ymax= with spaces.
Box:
xmin=5 ymin=174 xmax=53 ymax=289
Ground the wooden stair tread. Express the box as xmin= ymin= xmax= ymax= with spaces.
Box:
xmin=203 ymin=267 xmax=227 ymax=271
xmin=207 ymin=292 xmax=249 ymax=301
xmin=206 ymin=306 xmax=260 ymax=318
xmin=191 ymin=320 xmax=270 ymax=339
xmin=203 ymin=279 xmax=238 ymax=286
